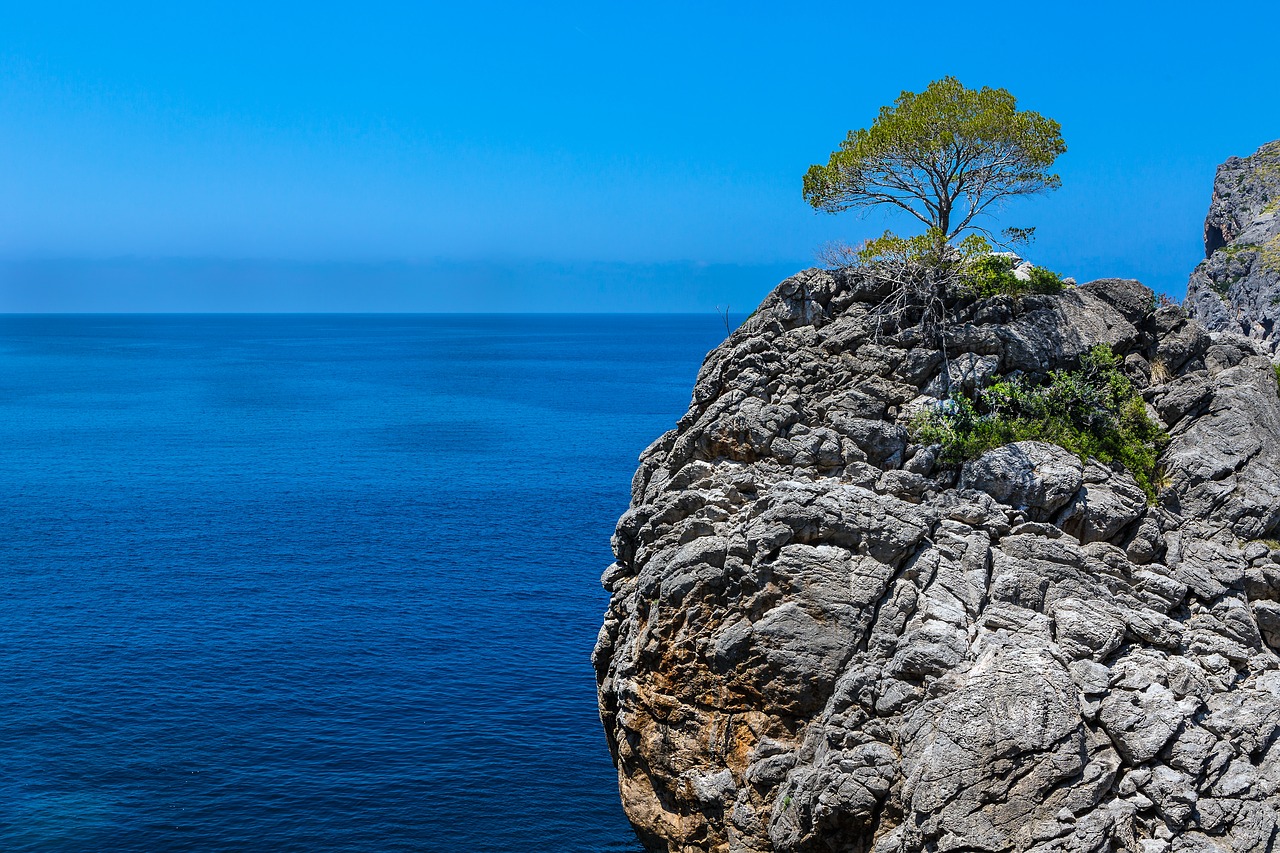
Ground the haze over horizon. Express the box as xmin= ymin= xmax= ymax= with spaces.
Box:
xmin=3 ymin=1 xmax=1279 ymax=311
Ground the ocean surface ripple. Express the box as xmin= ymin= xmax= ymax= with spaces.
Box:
xmin=0 ymin=314 xmax=727 ymax=852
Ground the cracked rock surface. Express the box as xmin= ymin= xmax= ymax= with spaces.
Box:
xmin=1186 ymin=140 xmax=1280 ymax=352
xmin=594 ymin=270 xmax=1280 ymax=853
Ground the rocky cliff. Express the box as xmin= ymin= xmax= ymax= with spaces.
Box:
xmin=1186 ymin=141 xmax=1280 ymax=350
xmin=594 ymin=265 xmax=1280 ymax=852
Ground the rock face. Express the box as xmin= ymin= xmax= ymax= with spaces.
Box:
xmin=594 ymin=270 xmax=1280 ymax=853
xmin=1185 ymin=140 xmax=1280 ymax=351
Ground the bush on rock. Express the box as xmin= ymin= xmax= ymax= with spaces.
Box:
xmin=913 ymin=344 xmax=1168 ymax=499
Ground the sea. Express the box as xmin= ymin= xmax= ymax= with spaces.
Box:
xmin=0 ymin=314 xmax=732 ymax=852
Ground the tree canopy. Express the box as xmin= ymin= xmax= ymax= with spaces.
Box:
xmin=802 ymin=77 xmax=1066 ymax=242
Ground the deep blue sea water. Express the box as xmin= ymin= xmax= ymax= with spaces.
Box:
xmin=0 ymin=314 xmax=729 ymax=852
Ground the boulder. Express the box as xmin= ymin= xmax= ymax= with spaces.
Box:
xmin=961 ymin=441 xmax=1083 ymax=519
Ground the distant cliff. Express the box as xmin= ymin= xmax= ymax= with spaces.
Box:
xmin=596 ymin=199 xmax=1280 ymax=849
xmin=1186 ymin=140 xmax=1280 ymax=350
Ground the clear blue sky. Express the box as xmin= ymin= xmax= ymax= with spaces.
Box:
xmin=2 ymin=1 xmax=1279 ymax=311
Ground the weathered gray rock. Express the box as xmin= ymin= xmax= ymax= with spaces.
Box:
xmin=596 ymin=265 xmax=1280 ymax=853
xmin=1057 ymin=461 xmax=1148 ymax=545
xmin=961 ymin=441 xmax=1084 ymax=519
xmin=1158 ymin=344 xmax=1280 ymax=541
xmin=995 ymin=286 xmax=1141 ymax=373
xmin=1186 ymin=140 xmax=1280 ymax=353
xmin=1084 ymin=278 xmax=1159 ymax=326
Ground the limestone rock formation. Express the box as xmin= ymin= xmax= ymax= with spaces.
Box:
xmin=595 ymin=271 xmax=1280 ymax=853
xmin=1185 ymin=140 xmax=1280 ymax=351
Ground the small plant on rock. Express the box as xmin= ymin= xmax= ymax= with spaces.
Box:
xmin=841 ymin=231 xmax=1066 ymax=348
xmin=958 ymin=253 xmax=1065 ymax=298
xmin=961 ymin=254 xmax=1022 ymax=297
xmin=1026 ymin=266 xmax=1066 ymax=294
xmin=912 ymin=344 xmax=1169 ymax=500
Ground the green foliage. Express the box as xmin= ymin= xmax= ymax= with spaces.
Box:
xmin=853 ymin=228 xmax=1066 ymax=300
xmin=956 ymin=253 xmax=1065 ymax=298
xmin=956 ymin=233 xmax=994 ymax=258
xmin=1026 ymin=266 xmax=1065 ymax=293
xmin=913 ymin=345 xmax=1168 ymax=500
xmin=1261 ymin=235 xmax=1280 ymax=273
xmin=855 ymin=229 xmax=953 ymax=267
xmin=1001 ymin=226 xmax=1037 ymax=246
xmin=1273 ymin=363 xmax=1280 ymax=397
xmin=1219 ymin=235 xmax=1280 ymax=276
xmin=803 ymin=77 xmax=1066 ymax=241
xmin=961 ymin=254 xmax=1021 ymax=296
xmin=1255 ymin=141 xmax=1280 ymax=214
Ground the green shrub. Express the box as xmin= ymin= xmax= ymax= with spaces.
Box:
xmin=961 ymin=254 xmax=1022 ymax=297
xmin=913 ymin=345 xmax=1168 ymax=500
xmin=958 ymin=254 xmax=1065 ymax=298
xmin=1273 ymin=363 xmax=1280 ymax=397
xmin=1026 ymin=266 xmax=1064 ymax=294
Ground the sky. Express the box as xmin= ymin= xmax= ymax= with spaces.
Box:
xmin=2 ymin=1 xmax=1279 ymax=312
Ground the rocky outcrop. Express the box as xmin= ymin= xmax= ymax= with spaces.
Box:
xmin=595 ymin=270 xmax=1280 ymax=853
xmin=1185 ymin=141 xmax=1280 ymax=351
